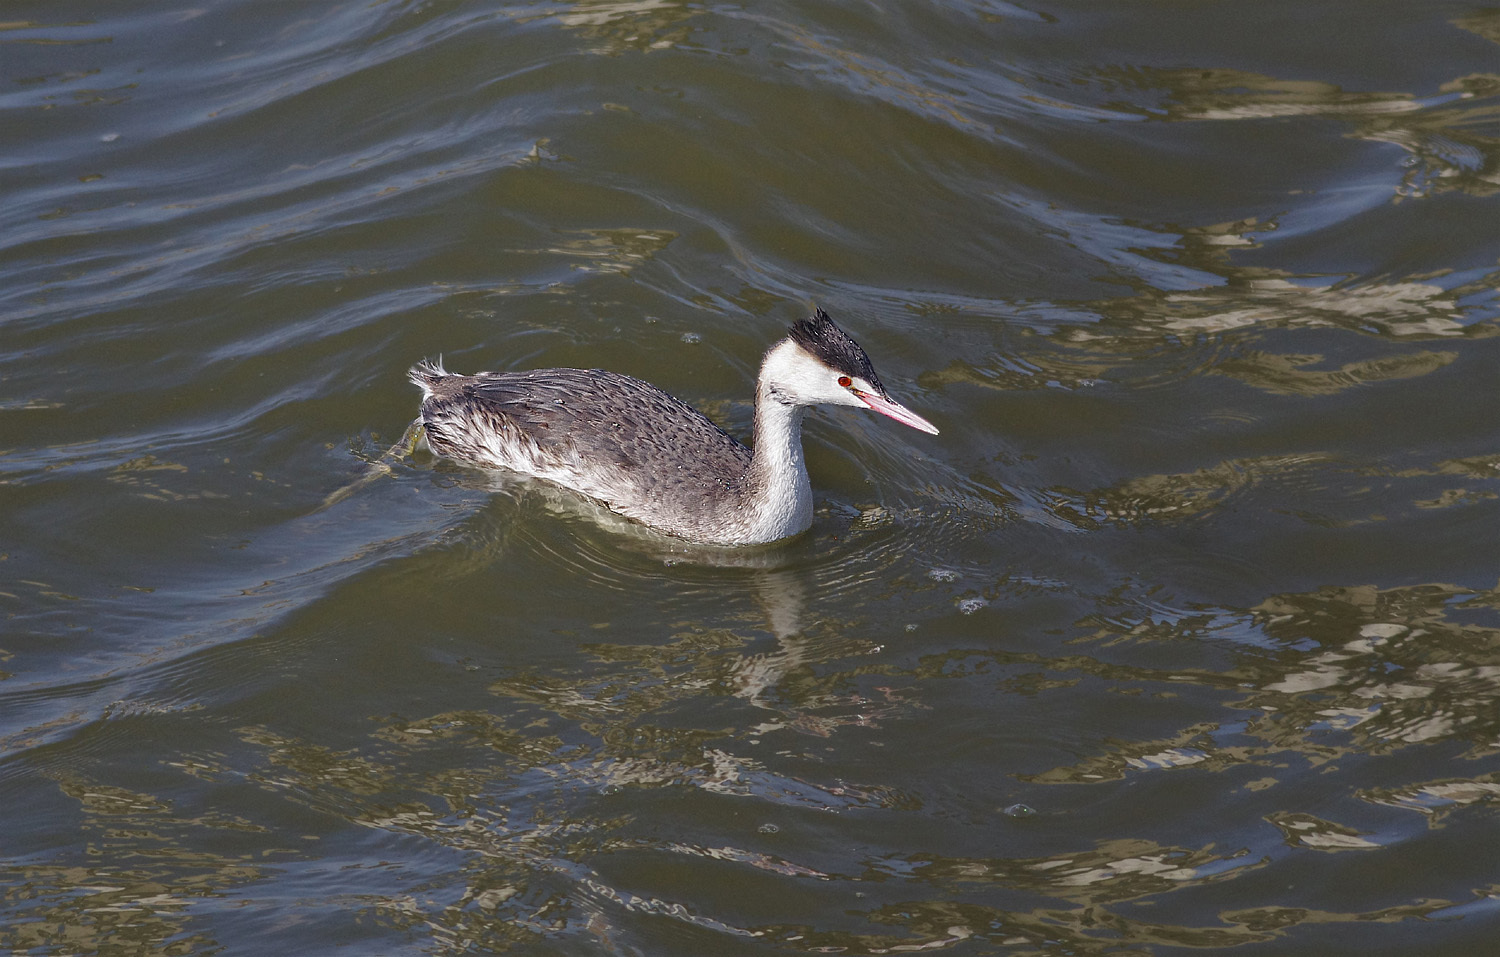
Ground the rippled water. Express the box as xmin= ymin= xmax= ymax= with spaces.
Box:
xmin=4 ymin=2 xmax=1500 ymax=954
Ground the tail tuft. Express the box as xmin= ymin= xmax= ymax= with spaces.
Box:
xmin=408 ymin=357 xmax=448 ymax=394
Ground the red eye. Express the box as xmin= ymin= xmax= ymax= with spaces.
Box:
xmin=838 ymin=375 xmax=852 ymax=388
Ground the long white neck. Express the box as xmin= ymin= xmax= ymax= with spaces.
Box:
xmin=740 ymin=382 xmax=813 ymax=542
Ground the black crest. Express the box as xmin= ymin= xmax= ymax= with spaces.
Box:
xmin=787 ymin=308 xmax=884 ymax=392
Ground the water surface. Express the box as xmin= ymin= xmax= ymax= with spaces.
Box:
xmin=3 ymin=1 xmax=1499 ymax=954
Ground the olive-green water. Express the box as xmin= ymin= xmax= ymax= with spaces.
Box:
xmin=4 ymin=2 xmax=1499 ymax=954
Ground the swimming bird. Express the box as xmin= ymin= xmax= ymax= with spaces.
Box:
xmin=409 ymin=308 xmax=939 ymax=545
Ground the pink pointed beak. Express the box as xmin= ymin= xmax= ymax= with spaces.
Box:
xmin=852 ymin=389 xmax=940 ymax=435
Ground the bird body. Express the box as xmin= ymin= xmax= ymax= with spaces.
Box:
xmin=411 ymin=310 xmax=937 ymax=545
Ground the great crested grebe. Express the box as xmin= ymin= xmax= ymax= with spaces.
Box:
xmin=409 ymin=308 xmax=939 ymax=545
